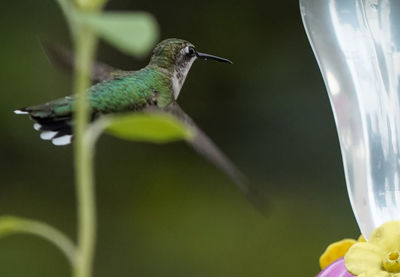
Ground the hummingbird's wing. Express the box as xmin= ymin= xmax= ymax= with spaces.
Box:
xmin=146 ymin=103 xmax=267 ymax=211
xmin=162 ymin=103 xmax=248 ymax=190
xmin=41 ymin=41 xmax=120 ymax=82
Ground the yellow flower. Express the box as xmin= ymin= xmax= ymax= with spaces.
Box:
xmin=345 ymin=221 xmax=400 ymax=276
xmin=320 ymin=239 xmax=357 ymax=269
xmin=319 ymin=235 xmax=365 ymax=269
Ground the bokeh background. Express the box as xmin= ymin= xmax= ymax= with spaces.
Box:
xmin=0 ymin=0 xmax=360 ymax=276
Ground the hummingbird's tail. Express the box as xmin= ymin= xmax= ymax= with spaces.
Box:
xmin=14 ymin=97 xmax=74 ymax=146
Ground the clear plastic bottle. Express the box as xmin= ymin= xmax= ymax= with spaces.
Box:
xmin=301 ymin=0 xmax=400 ymax=239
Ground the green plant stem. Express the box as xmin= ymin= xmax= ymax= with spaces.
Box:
xmin=73 ymin=24 xmax=98 ymax=277
xmin=0 ymin=216 xmax=77 ymax=267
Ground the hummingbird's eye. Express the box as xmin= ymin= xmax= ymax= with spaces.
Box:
xmin=185 ymin=46 xmax=196 ymax=57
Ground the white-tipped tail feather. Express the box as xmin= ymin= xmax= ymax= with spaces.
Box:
xmin=14 ymin=110 xmax=28 ymax=115
xmin=33 ymin=123 xmax=42 ymax=131
xmin=52 ymin=135 xmax=72 ymax=146
xmin=15 ymin=107 xmax=73 ymax=146
xmin=40 ymin=131 xmax=57 ymax=140
xmin=31 ymin=123 xmax=72 ymax=146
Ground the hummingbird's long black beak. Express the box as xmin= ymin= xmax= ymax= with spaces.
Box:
xmin=196 ymin=52 xmax=233 ymax=64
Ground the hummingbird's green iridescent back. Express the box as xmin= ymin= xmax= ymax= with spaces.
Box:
xmin=88 ymin=66 xmax=173 ymax=113
xmin=29 ymin=67 xmax=173 ymax=120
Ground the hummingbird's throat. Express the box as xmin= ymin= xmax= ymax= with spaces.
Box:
xmin=171 ymin=58 xmax=195 ymax=99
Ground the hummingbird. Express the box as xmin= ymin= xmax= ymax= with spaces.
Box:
xmin=15 ymin=38 xmax=265 ymax=208
xmin=15 ymin=38 xmax=232 ymax=144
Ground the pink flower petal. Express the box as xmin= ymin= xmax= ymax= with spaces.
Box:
xmin=317 ymin=258 xmax=354 ymax=277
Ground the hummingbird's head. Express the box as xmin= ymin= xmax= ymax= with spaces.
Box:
xmin=149 ymin=38 xmax=232 ymax=99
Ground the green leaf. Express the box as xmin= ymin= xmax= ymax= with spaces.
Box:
xmin=0 ymin=216 xmax=77 ymax=266
xmin=105 ymin=113 xmax=194 ymax=143
xmin=78 ymin=12 xmax=159 ymax=57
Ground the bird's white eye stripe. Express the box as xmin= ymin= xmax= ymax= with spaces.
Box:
xmin=184 ymin=46 xmax=190 ymax=54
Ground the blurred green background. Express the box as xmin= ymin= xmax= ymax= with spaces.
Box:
xmin=0 ymin=0 xmax=360 ymax=276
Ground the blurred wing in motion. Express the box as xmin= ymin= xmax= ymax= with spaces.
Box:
xmin=162 ymin=103 xmax=247 ymax=190
xmin=157 ymin=103 xmax=268 ymax=211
